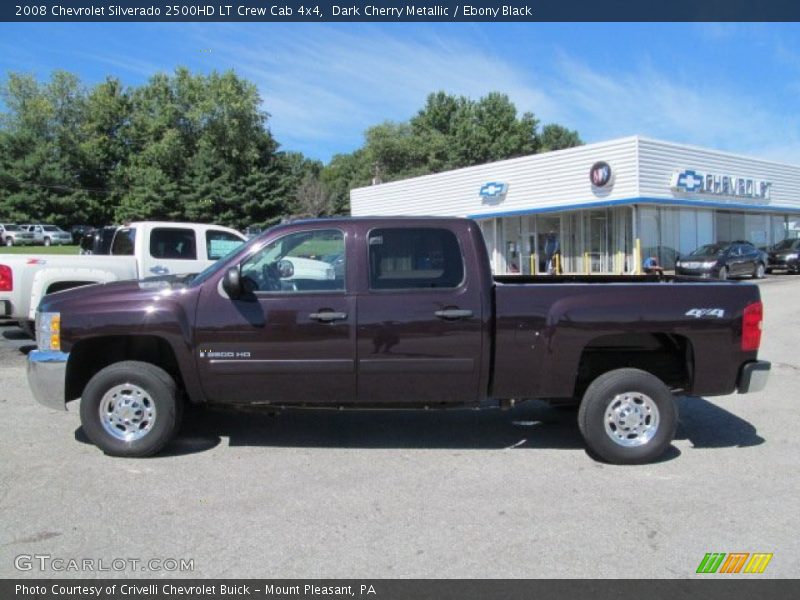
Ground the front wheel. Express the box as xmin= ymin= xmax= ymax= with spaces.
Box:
xmin=4 ymin=237 xmax=12 ymax=247
xmin=718 ymin=266 xmax=728 ymax=280
xmin=578 ymin=368 xmax=678 ymax=465
xmin=43 ymin=237 xmax=51 ymax=247
xmin=80 ymin=361 xmax=182 ymax=457
xmin=753 ymin=263 xmax=765 ymax=279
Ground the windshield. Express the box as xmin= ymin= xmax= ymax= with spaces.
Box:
xmin=690 ymin=244 xmax=727 ymax=256
xmin=189 ymin=234 xmax=263 ymax=288
xmin=773 ymin=238 xmax=800 ymax=251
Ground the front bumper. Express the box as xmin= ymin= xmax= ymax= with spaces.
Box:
xmin=26 ymin=350 xmax=69 ymax=411
xmin=737 ymin=360 xmax=771 ymax=394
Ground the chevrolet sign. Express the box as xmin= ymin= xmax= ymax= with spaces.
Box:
xmin=479 ymin=182 xmax=508 ymax=203
xmin=671 ymin=169 xmax=772 ymax=201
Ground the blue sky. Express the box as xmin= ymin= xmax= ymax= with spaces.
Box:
xmin=1 ymin=22 xmax=799 ymax=164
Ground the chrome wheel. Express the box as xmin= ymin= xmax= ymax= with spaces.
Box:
xmin=604 ymin=392 xmax=660 ymax=447
xmin=98 ymin=383 xmax=157 ymax=442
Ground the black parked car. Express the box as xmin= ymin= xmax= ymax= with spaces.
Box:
xmin=675 ymin=241 xmax=767 ymax=280
xmin=79 ymin=226 xmax=118 ymax=255
xmin=70 ymin=224 xmax=94 ymax=245
xmin=766 ymin=238 xmax=800 ymax=274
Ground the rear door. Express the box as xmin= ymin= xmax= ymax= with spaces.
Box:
xmin=356 ymin=225 xmax=484 ymax=405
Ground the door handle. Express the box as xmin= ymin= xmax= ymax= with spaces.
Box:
xmin=309 ymin=311 xmax=348 ymax=322
xmin=435 ymin=309 xmax=473 ymax=320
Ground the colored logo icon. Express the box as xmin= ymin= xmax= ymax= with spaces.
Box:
xmin=589 ymin=161 xmax=612 ymax=187
xmin=696 ymin=552 xmax=773 ymax=574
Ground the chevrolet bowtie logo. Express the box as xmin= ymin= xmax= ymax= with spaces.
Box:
xmin=479 ymin=182 xmax=508 ymax=199
xmin=675 ymin=170 xmax=704 ymax=192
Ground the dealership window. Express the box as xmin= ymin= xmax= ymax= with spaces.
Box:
xmin=368 ymin=228 xmax=464 ymax=290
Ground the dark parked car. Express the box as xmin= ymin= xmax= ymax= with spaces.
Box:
xmin=676 ymin=241 xmax=766 ymax=280
xmin=79 ymin=226 xmax=119 ymax=255
xmin=766 ymin=238 xmax=800 ymax=274
xmin=70 ymin=224 xmax=94 ymax=245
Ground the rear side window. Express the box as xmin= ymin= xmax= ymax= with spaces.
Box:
xmin=150 ymin=228 xmax=197 ymax=260
xmin=206 ymin=230 xmax=244 ymax=260
xmin=111 ymin=228 xmax=136 ymax=256
xmin=368 ymin=228 xmax=464 ymax=290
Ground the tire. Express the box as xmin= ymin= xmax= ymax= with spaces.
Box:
xmin=578 ymin=368 xmax=678 ymax=465
xmin=18 ymin=320 xmax=35 ymax=339
xmin=5 ymin=237 xmax=12 ymax=247
xmin=43 ymin=237 xmax=51 ymax=247
xmin=80 ymin=361 xmax=182 ymax=457
xmin=718 ymin=266 xmax=728 ymax=280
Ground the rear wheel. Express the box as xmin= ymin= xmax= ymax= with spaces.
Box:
xmin=43 ymin=237 xmax=51 ymax=247
xmin=578 ymin=368 xmax=677 ymax=465
xmin=4 ymin=237 xmax=12 ymax=247
xmin=80 ymin=361 xmax=182 ymax=457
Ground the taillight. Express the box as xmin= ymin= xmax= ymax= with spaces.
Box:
xmin=741 ymin=301 xmax=763 ymax=351
xmin=0 ymin=265 xmax=11 ymax=292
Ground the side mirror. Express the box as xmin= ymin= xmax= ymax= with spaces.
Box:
xmin=222 ymin=266 xmax=242 ymax=300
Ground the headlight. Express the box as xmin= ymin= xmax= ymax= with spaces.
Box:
xmin=701 ymin=261 xmax=718 ymax=269
xmin=785 ymin=253 xmax=799 ymax=260
xmin=36 ymin=311 xmax=61 ymax=351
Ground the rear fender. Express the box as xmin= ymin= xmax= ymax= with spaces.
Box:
xmin=29 ymin=267 xmax=121 ymax=319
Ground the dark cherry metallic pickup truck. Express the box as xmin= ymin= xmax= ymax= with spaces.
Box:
xmin=27 ymin=218 xmax=770 ymax=463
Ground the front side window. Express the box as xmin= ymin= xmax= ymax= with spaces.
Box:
xmin=111 ymin=228 xmax=136 ymax=256
xmin=368 ymin=228 xmax=464 ymax=290
xmin=206 ymin=230 xmax=245 ymax=260
xmin=240 ymin=229 xmax=345 ymax=293
xmin=150 ymin=228 xmax=197 ymax=260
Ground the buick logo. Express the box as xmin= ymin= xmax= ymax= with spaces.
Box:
xmin=590 ymin=161 xmax=612 ymax=187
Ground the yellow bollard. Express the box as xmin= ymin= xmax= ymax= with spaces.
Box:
xmin=634 ymin=238 xmax=642 ymax=274
xmin=530 ymin=254 xmax=537 ymax=275
xmin=584 ymin=252 xmax=590 ymax=275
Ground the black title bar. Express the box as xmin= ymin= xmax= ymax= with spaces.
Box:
xmin=3 ymin=0 xmax=800 ymax=22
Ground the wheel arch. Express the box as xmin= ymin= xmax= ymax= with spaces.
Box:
xmin=574 ymin=332 xmax=694 ymax=398
xmin=66 ymin=335 xmax=186 ymax=403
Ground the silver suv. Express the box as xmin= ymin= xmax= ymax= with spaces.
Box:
xmin=0 ymin=223 xmax=35 ymax=247
xmin=22 ymin=224 xmax=73 ymax=246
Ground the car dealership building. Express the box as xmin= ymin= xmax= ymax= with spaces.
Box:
xmin=350 ymin=136 xmax=800 ymax=274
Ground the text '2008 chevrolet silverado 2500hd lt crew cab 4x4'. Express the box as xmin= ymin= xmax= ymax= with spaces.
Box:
xmin=26 ymin=218 xmax=771 ymax=464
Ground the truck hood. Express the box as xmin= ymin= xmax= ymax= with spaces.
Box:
xmin=38 ymin=274 xmax=194 ymax=314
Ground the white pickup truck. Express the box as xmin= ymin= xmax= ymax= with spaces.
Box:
xmin=0 ymin=221 xmax=246 ymax=337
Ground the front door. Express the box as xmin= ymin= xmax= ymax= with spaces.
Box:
xmin=356 ymin=226 xmax=484 ymax=406
xmin=194 ymin=227 xmax=356 ymax=405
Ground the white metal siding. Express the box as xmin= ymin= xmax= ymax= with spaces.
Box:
xmin=351 ymin=137 xmax=640 ymax=217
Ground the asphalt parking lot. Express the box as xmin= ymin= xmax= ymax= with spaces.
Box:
xmin=1 ymin=275 xmax=799 ymax=579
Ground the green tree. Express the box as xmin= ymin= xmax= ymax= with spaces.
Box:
xmin=540 ymin=124 xmax=583 ymax=152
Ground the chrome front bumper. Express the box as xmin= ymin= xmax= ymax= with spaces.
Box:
xmin=737 ymin=360 xmax=771 ymax=394
xmin=26 ymin=350 xmax=69 ymax=411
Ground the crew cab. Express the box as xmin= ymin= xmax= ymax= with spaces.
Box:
xmin=1 ymin=221 xmax=245 ymax=337
xmin=26 ymin=218 xmax=771 ymax=464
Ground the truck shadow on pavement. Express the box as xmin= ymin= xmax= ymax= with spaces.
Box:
xmin=75 ymin=394 xmax=765 ymax=461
